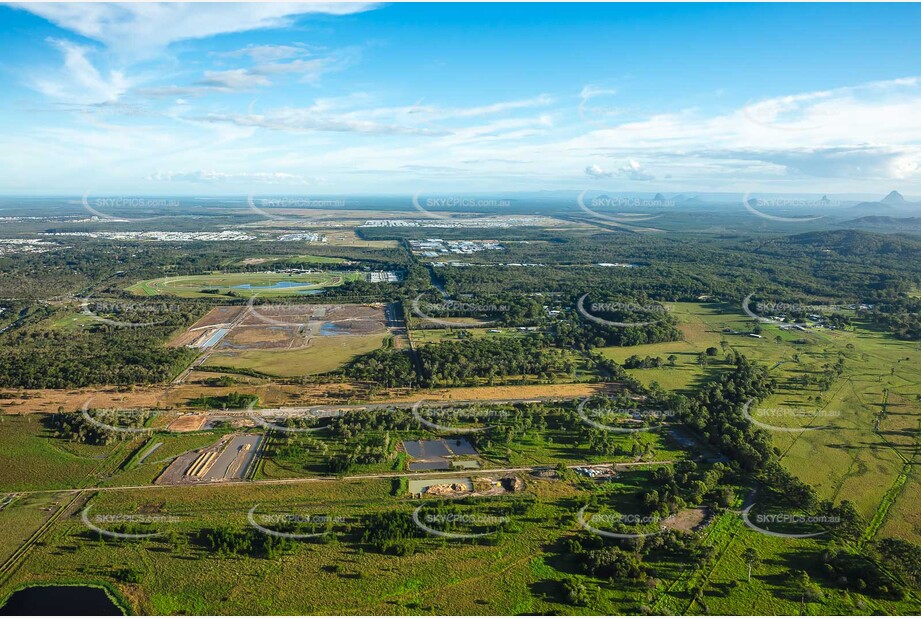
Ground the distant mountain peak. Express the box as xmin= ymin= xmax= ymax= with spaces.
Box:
xmin=653 ymin=193 xmax=666 ymax=201
xmin=881 ymin=190 xmax=906 ymax=204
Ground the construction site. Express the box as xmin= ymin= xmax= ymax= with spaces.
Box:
xmin=156 ymin=434 xmax=262 ymax=485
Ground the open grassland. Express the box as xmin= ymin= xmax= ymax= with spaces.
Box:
xmin=0 ymin=414 xmax=131 ymax=492
xmin=45 ymin=313 xmax=101 ymax=332
xmin=0 ymin=493 xmax=61 ymax=565
xmin=696 ymin=513 xmax=907 ymax=615
xmin=321 ymin=229 xmax=400 ymax=248
xmin=205 ymin=333 xmax=388 ymax=377
xmin=411 ymin=326 xmax=529 ymax=346
xmin=752 ymin=321 xmax=921 ymax=544
xmin=101 ymin=432 xmax=229 ymax=487
xmin=127 ymin=271 xmax=362 ymax=299
xmin=3 ymin=475 xmax=918 ymax=616
xmin=879 ymin=468 xmax=921 ymax=541
xmin=595 ymin=302 xmax=729 ymax=393
xmin=597 ymin=301 xmax=921 ymax=544
xmin=1 ymin=479 xmax=579 ymax=615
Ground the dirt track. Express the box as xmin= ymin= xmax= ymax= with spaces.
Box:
xmin=0 ymin=382 xmax=616 ymax=415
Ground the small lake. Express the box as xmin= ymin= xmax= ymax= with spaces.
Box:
xmin=233 ymin=281 xmax=312 ymax=290
xmin=0 ymin=585 xmax=123 ymax=616
xmin=319 ymin=322 xmax=350 ymax=336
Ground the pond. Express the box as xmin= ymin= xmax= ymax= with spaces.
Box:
xmin=0 ymin=585 xmax=123 ymax=616
xmin=232 ymin=281 xmax=314 ymax=290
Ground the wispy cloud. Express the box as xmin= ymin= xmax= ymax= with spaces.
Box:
xmin=148 ymin=170 xmax=313 ymax=184
xmin=12 ymin=2 xmax=378 ymax=61
xmin=218 ymin=43 xmax=317 ymax=63
xmin=15 ymin=3 xmax=375 ymax=104
xmin=32 ymin=38 xmax=129 ymax=104
xmin=191 ymin=108 xmax=447 ymax=136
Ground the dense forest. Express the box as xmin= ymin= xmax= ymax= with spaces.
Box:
xmin=0 ymin=301 xmax=202 ymax=388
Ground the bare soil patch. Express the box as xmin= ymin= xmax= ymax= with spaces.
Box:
xmin=167 ymin=414 xmax=207 ymax=432
xmin=664 ymin=506 xmax=709 ymax=532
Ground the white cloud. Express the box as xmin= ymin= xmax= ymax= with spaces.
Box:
xmin=569 ymin=77 xmax=921 ymax=186
xmin=219 ymin=43 xmax=315 ymax=63
xmin=584 ymin=164 xmax=612 ymax=178
xmin=32 ymin=38 xmax=129 ymax=104
xmin=15 ymin=2 xmax=376 ymax=104
xmin=140 ymin=48 xmax=361 ymax=97
xmin=193 ymin=108 xmax=446 ymax=136
xmin=585 ymin=160 xmax=654 ymax=181
xmin=185 ymin=94 xmax=552 ymax=138
xmin=12 ymin=2 xmax=378 ymax=61
xmin=198 ymin=69 xmax=272 ymax=91
xmin=436 ymin=95 xmax=554 ymax=119
xmin=147 ymin=170 xmax=311 ymax=184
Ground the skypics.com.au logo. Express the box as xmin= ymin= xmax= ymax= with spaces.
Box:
xmin=577 ymin=294 xmax=672 ymax=328
xmin=80 ymin=400 xmax=159 ymax=436
xmin=577 ymin=506 xmax=666 ymax=539
xmin=411 ymin=295 xmax=509 ymax=329
xmin=82 ymin=192 xmax=178 ymax=222
xmin=78 ymin=298 xmax=178 ymax=328
xmin=742 ymin=293 xmax=845 ymax=325
xmin=741 ymin=399 xmax=840 ymax=433
xmin=81 ymin=506 xmax=179 ymax=540
xmin=246 ymin=195 xmax=346 ymax=223
xmin=411 ymin=401 xmax=510 ymax=434
xmin=411 ymin=506 xmax=509 ymax=540
xmin=741 ymin=504 xmax=839 ymax=539
xmin=576 ymin=191 xmax=666 ymax=228
xmin=411 ymin=192 xmax=510 ymax=221
xmin=741 ymin=193 xmax=838 ymax=223
xmin=576 ymin=398 xmax=675 ymax=434
xmin=245 ymin=401 xmax=331 ymax=435
xmin=247 ymin=506 xmax=346 ymax=540
xmin=244 ymin=295 xmax=314 ymax=328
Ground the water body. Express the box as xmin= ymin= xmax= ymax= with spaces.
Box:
xmin=232 ymin=281 xmax=313 ymax=290
xmin=0 ymin=586 xmax=123 ymax=616
xmin=199 ymin=327 xmax=228 ymax=348
xmin=403 ymin=438 xmax=478 ymax=459
xmin=408 ymin=459 xmax=450 ymax=471
xmin=319 ymin=322 xmax=350 ymax=336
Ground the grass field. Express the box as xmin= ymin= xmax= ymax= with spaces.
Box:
xmin=205 ymin=333 xmax=389 ymax=377
xmin=596 ymin=301 xmax=921 ymax=544
xmin=0 ymin=414 xmax=132 ymax=492
xmin=102 ymin=432 xmax=230 ymax=487
xmin=595 ymin=302 xmax=746 ymax=393
xmin=127 ymin=272 xmax=364 ymax=299
xmin=411 ymin=326 xmax=529 ymax=346
xmin=3 ymin=473 xmax=918 ymax=615
xmin=0 ymin=493 xmax=61 ymax=566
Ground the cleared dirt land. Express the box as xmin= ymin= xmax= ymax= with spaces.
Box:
xmin=183 ymin=303 xmax=398 ymax=377
xmin=156 ymin=434 xmax=261 ymax=485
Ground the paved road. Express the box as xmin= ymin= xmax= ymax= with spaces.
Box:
xmin=172 ymin=306 xmax=249 ymax=384
xmin=10 ymin=459 xmax=670 ymax=497
xmin=225 ymin=396 xmax=585 ymax=420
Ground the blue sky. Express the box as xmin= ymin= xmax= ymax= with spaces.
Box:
xmin=1 ymin=2 xmax=920 ymax=196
